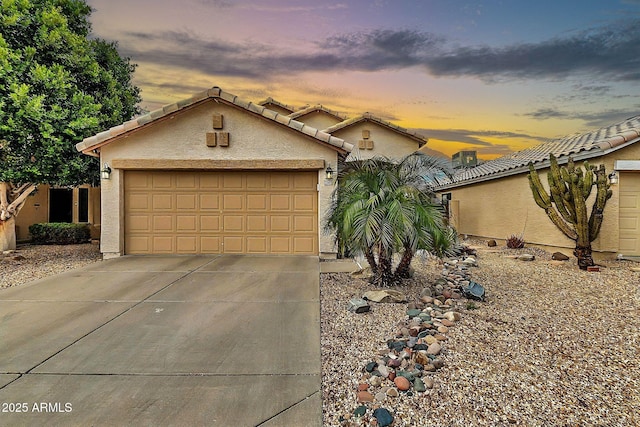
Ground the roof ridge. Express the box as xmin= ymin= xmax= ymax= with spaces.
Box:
xmin=323 ymin=112 xmax=428 ymax=147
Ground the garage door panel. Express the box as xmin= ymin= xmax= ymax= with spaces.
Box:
xmin=270 ymin=237 xmax=291 ymax=253
xmin=246 ymin=237 xmax=267 ymax=253
xmin=128 ymin=194 xmax=150 ymax=210
xmin=200 ymin=236 xmax=221 ymax=253
xmin=152 ymin=236 xmax=174 ymax=253
xmin=271 ymin=195 xmax=290 ymax=210
xmin=177 ymin=215 xmax=197 ymax=232
xmin=223 ymin=194 xmax=243 ymax=210
xmin=224 ymin=215 xmax=244 ymax=232
xmin=247 ymin=194 xmax=267 ymax=210
xmin=247 ymin=215 xmax=267 ymax=232
xmin=152 ymin=174 xmax=172 ymax=188
xmin=127 ymin=215 xmax=151 ymax=232
xmin=125 ymin=170 xmax=318 ymax=255
xmin=153 ymin=216 xmax=173 ymax=231
xmin=223 ymin=236 xmax=244 ymax=253
xmin=176 ymin=194 xmax=197 ymax=210
xmin=200 ymin=215 xmax=220 ymax=231
xmin=152 ymin=194 xmax=173 ymax=210
xmin=200 ymin=194 xmax=219 ymax=210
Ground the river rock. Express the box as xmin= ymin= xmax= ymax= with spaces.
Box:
xmin=427 ymin=342 xmax=442 ymax=355
xmin=413 ymin=378 xmax=427 ymax=392
xmin=373 ymin=408 xmax=394 ymax=427
xmin=552 ymin=252 xmax=570 ymax=261
xmin=394 ymin=376 xmax=411 ymax=391
xmin=356 ymin=391 xmax=374 ymax=402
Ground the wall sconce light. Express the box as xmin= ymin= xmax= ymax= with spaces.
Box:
xmin=608 ymin=171 xmax=618 ymax=185
xmin=101 ymin=163 xmax=112 ymax=180
xmin=325 ymin=166 xmax=334 ymax=180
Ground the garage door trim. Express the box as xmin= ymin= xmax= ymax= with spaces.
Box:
xmin=113 ymin=159 xmax=326 ymax=170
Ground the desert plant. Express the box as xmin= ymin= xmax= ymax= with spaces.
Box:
xmin=506 ymin=233 xmax=525 ymax=249
xmin=528 ymin=154 xmax=612 ymax=270
xmin=325 ymin=153 xmax=455 ymax=286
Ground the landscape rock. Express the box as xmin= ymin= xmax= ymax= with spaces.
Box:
xmin=427 ymin=342 xmax=442 ymax=355
xmin=518 ymin=254 xmax=536 ymax=261
xmin=356 ymin=391 xmax=374 ymax=403
xmin=394 ymin=376 xmax=411 ymax=391
xmin=487 ymin=239 xmax=497 ymax=247
xmin=348 ymin=298 xmax=370 ymax=313
xmin=552 ymin=252 xmax=570 ymax=261
xmin=373 ymin=408 xmax=394 ymax=427
xmin=363 ymin=289 xmax=407 ymax=303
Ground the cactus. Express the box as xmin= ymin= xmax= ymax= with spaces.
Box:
xmin=528 ymin=154 xmax=612 ymax=270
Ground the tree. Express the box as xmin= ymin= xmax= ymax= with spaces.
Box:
xmin=528 ymin=154 xmax=612 ymax=270
xmin=325 ymin=153 xmax=456 ymax=287
xmin=0 ymin=0 xmax=140 ymax=250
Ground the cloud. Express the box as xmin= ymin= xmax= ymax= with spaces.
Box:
xmin=116 ymin=18 xmax=640 ymax=85
xmin=414 ymin=128 xmax=547 ymax=147
xmin=522 ymin=107 xmax=640 ymax=128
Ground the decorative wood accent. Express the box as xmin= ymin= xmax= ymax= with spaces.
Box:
xmin=366 ymin=140 xmax=374 ymax=150
xmin=112 ymin=159 xmax=326 ymax=170
xmin=362 ymin=129 xmax=370 ymax=139
xmin=206 ymin=132 xmax=217 ymax=147
xmin=212 ymin=113 xmax=223 ymax=129
xmin=218 ymin=132 xmax=230 ymax=147
xmin=358 ymin=140 xmax=366 ymax=149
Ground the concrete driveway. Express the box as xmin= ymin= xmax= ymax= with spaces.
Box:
xmin=0 ymin=255 xmax=321 ymax=426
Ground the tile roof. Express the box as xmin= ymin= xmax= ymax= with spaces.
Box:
xmin=288 ymin=104 xmax=348 ymax=121
xmin=256 ymin=97 xmax=296 ymax=114
xmin=437 ymin=114 xmax=640 ymax=189
xmin=323 ymin=113 xmax=428 ymax=147
xmin=76 ymin=87 xmax=353 ymax=155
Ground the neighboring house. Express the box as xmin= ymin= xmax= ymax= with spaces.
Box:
xmin=256 ymin=97 xmax=296 ymax=115
xmin=15 ymin=185 xmax=101 ymax=241
xmin=76 ymin=86 xmax=353 ymax=258
xmin=436 ymin=115 xmax=640 ymax=258
xmin=288 ymin=104 xmax=347 ymax=131
xmin=323 ymin=113 xmax=428 ymax=160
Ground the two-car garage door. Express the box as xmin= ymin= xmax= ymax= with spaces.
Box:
xmin=124 ymin=170 xmax=318 ymax=255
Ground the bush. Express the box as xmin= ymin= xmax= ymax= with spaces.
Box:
xmin=29 ymin=223 xmax=91 ymax=245
xmin=506 ymin=233 xmax=525 ymax=249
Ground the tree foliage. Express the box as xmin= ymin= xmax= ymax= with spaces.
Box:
xmin=325 ymin=153 xmax=457 ymax=287
xmin=0 ymin=0 xmax=141 ymax=186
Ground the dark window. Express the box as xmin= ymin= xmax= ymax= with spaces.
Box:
xmin=49 ymin=188 xmax=73 ymax=223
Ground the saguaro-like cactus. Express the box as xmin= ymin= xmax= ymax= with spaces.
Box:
xmin=528 ymin=154 xmax=612 ymax=270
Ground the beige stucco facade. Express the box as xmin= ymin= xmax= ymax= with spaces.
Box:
xmin=442 ymin=142 xmax=640 ymax=258
xmin=294 ymin=111 xmax=343 ymax=131
xmin=97 ymin=99 xmax=342 ymax=258
xmin=329 ymin=121 xmax=421 ymax=160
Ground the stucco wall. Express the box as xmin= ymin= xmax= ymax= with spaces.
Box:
xmin=442 ymin=143 xmax=640 ymax=255
xmin=331 ymin=121 xmax=420 ymax=160
xmin=295 ymin=111 xmax=342 ymax=131
xmin=99 ymin=99 xmax=340 ymax=257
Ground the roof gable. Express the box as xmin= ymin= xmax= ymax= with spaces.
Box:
xmin=288 ymin=104 xmax=347 ymax=122
xmin=76 ymin=87 xmax=352 ymax=155
xmin=256 ymin=97 xmax=296 ymax=115
xmin=438 ymin=115 xmax=640 ymax=189
xmin=323 ymin=113 xmax=428 ymax=147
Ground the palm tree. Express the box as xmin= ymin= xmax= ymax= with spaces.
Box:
xmin=325 ymin=153 xmax=456 ymax=287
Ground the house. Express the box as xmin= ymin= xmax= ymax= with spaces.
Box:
xmin=287 ymin=104 xmax=347 ymax=131
xmin=323 ymin=113 xmax=428 ymax=160
xmin=15 ymin=185 xmax=101 ymax=241
xmin=76 ymin=86 xmax=353 ymax=258
xmin=436 ymin=115 xmax=640 ymax=258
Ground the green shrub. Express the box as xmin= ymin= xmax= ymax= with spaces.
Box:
xmin=29 ymin=223 xmax=91 ymax=245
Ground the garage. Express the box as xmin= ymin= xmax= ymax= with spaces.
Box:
xmin=619 ymin=172 xmax=640 ymax=256
xmin=124 ymin=170 xmax=318 ymax=255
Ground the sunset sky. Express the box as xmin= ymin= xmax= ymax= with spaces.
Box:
xmin=85 ymin=0 xmax=640 ymax=160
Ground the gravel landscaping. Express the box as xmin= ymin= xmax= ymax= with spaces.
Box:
xmin=321 ymin=242 xmax=640 ymax=426
xmin=0 ymin=243 xmax=101 ymax=289
xmin=2 ymin=242 xmax=638 ymax=426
